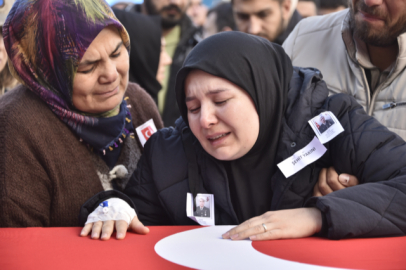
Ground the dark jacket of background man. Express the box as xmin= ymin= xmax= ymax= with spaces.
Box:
xmin=128 ymin=1 xmax=200 ymax=127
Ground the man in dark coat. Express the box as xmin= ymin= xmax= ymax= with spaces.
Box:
xmin=194 ymin=197 xmax=210 ymax=217
xmin=126 ymin=0 xmax=201 ymax=127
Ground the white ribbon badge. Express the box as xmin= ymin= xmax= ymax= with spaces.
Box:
xmin=186 ymin=193 xmax=215 ymax=226
xmin=277 ymin=137 xmax=327 ymax=178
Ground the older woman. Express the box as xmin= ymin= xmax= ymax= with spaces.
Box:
xmin=81 ymin=32 xmax=406 ymax=240
xmin=0 ymin=0 xmax=163 ymax=227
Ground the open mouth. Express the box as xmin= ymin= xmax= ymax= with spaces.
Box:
xmin=208 ymin=132 xmax=231 ymax=141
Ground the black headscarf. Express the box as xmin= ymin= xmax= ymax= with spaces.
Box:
xmin=113 ymin=9 xmax=162 ymax=103
xmin=175 ymin=32 xmax=293 ymax=222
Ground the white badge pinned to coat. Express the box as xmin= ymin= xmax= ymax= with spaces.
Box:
xmin=308 ymin=111 xmax=344 ymax=144
xmin=186 ymin=193 xmax=215 ymax=226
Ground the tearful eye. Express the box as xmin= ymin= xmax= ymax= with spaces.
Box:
xmin=77 ymin=66 xmax=95 ymax=74
xmin=189 ymin=107 xmax=201 ymax=113
xmin=215 ymin=99 xmax=228 ymax=105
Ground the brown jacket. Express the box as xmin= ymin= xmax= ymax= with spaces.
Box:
xmin=0 ymin=83 xmax=163 ymax=227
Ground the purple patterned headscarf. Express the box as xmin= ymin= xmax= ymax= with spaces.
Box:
xmin=3 ymin=0 xmax=135 ymax=155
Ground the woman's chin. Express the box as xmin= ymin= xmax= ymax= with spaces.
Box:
xmin=208 ymin=149 xmax=242 ymax=161
xmin=74 ymin=99 xmax=122 ymax=115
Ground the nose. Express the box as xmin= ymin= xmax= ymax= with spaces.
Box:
xmin=99 ymin=60 xmax=118 ymax=84
xmin=200 ymin=104 xmax=218 ymax=129
xmin=364 ymin=0 xmax=383 ymax=7
xmin=247 ymin=16 xmax=262 ymax=35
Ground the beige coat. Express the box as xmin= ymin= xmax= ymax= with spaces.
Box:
xmin=283 ymin=9 xmax=406 ymax=140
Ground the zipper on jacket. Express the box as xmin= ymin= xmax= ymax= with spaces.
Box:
xmin=382 ymin=101 xmax=406 ymax=109
xmin=360 ymin=68 xmax=372 ymax=114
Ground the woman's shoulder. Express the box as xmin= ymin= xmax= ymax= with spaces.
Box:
xmin=125 ymin=82 xmax=163 ymax=129
xmin=0 ymin=85 xmax=54 ymax=122
xmin=283 ymin=67 xmax=329 ymax=133
xmin=146 ymin=118 xmax=185 ymax=151
xmin=144 ymin=118 xmax=188 ymax=160
xmin=141 ymin=118 xmax=190 ymax=188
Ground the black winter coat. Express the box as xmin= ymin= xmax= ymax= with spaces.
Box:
xmin=80 ymin=68 xmax=406 ymax=239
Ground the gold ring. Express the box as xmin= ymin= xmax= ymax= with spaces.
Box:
xmin=262 ymin=223 xmax=267 ymax=232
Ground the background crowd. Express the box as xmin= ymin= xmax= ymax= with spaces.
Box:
xmin=0 ymin=0 xmax=356 ymax=135
xmin=0 ymin=0 xmax=358 ymax=127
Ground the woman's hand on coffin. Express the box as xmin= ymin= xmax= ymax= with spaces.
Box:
xmin=80 ymin=198 xmax=149 ymax=240
xmin=222 ymin=208 xmax=322 ymax=241
xmin=81 ymin=217 xmax=149 ymax=240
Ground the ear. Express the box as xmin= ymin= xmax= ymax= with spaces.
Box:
xmin=281 ymin=0 xmax=292 ymax=21
xmin=221 ymin=26 xmax=233 ymax=32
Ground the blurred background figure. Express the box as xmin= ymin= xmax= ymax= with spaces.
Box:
xmin=113 ymin=9 xmax=172 ymax=103
xmin=203 ymin=2 xmax=236 ymax=39
xmin=0 ymin=0 xmax=18 ymax=96
xmin=156 ymin=37 xmax=173 ymax=85
xmin=296 ymin=0 xmax=319 ymax=18
xmin=187 ymin=0 xmax=208 ymax=28
xmin=119 ymin=0 xmax=200 ymax=127
xmin=112 ymin=1 xmax=136 ymax=10
xmin=318 ymin=0 xmax=347 ymax=15
xmin=232 ymin=0 xmax=301 ymax=45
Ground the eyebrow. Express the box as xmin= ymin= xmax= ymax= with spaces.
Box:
xmin=236 ymin=8 xmax=272 ymax=16
xmin=78 ymin=41 xmax=123 ymax=67
xmin=185 ymin=89 xmax=228 ymax=102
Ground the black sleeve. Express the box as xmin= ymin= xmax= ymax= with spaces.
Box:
xmin=306 ymin=93 xmax=406 ymax=239
xmin=78 ymin=190 xmax=137 ymax=226
xmin=78 ymin=134 xmax=174 ymax=227
xmin=123 ymin=139 xmax=174 ymax=226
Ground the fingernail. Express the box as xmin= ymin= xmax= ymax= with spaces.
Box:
xmin=231 ymin=234 xmax=239 ymax=240
xmin=117 ymin=233 xmax=123 ymax=239
xmin=92 ymin=233 xmax=97 ymax=238
xmin=222 ymin=232 xmax=230 ymax=239
xmin=250 ymin=235 xmax=257 ymax=240
xmin=101 ymin=233 xmax=107 ymax=239
xmin=340 ymin=175 xmax=350 ymax=184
